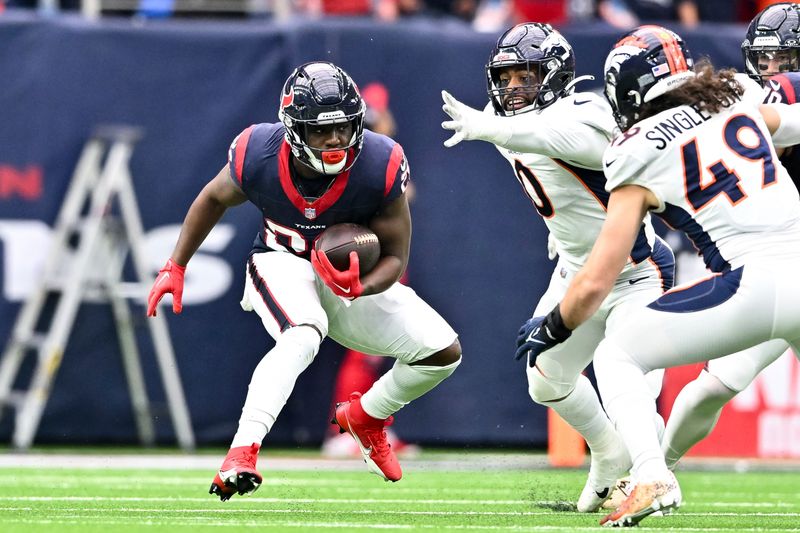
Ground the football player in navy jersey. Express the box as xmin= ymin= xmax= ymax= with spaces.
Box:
xmin=146 ymin=61 xmax=461 ymax=500
xmin=659 ymin=3 xmax=800 ymax=474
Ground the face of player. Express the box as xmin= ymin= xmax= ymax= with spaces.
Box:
xmin=497 ymin=65 xmax=540 ymax=112
xmin=757 ymin=49 xmax=800 ymax=78
xmin=305 ymin=122 xmax=354 ymax=150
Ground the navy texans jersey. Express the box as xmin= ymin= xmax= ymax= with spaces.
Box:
xmin=762 ymin=72 xmax=800 ymax=191
xmin=228 ymin=123 xmax=409 ymax=258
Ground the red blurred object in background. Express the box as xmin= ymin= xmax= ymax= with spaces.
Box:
xmin=513 ymin=0 xmax=568 ymax=25
xmin=660 ymin=350 xmax=800 ymax=458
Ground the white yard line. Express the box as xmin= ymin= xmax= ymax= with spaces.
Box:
xmin=0 ymin=452 xmax=797 ymax=471
xmin=0 ymin=453 xmax=548 ymax=471
xmin=0 ymin=517 xmax=798 ymax=532
xmin=3 ymin=505 xmax=800 ymax=517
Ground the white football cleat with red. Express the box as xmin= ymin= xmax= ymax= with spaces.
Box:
xmin=601 ymin=476 xmax=632 ymax=511
xmin=600 ymin=471 xmax=681 ymax=527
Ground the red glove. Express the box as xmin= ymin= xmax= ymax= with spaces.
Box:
xmin=147 ymin=258 xmax=186 ymax=316
xmin=311 ymin=249 xmax=364 ymax=299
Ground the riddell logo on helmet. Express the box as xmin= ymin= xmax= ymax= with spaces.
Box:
xmin=752 ymin=36 xmax=781 ymax=47
xmin=493 ymin=52 xmax=519 ymax=62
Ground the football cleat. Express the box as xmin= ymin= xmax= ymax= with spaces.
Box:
xmin=332 ymin=391 xmax=402 ymax=481
xmin=601 ymin=476 xmax=632 ymax=511
xmin=321 ymin=428 xmax=421 ymax=459
xmin=600 ymin=471 xmax=681 ymax=527
xmin=209 ymin=443 xmax=263 ymax=501
xmin=577 ymin=442 xmax=633 ymax=512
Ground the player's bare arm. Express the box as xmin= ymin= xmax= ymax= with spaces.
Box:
xmin=171 ymin=165 xmax=247 ymax=266
xmin=146 ymin=165 xmax=247 ymax=316
xmin=560 ymin=185 xmax=657 ymax=329
xmin=362 ymin=193 xmax=411 ymax=296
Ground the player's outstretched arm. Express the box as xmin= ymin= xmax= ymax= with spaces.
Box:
xmin=441 ymin=90 xmax=608 ymax=165
xmin=441 ymin=90 xmax=511 ymax=148
xmin=147 ymin=165 xmax=247 ymax=316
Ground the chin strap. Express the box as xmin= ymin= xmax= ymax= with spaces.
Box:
xmin=563 ymin=75 xmax=595 ymax=96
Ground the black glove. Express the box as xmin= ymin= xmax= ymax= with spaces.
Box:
xmin=515 ymin=305 xmax=573 ymax=366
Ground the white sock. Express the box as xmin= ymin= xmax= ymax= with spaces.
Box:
xmin=662 ymin=370 xmax=735 ymax=469
xmin=231 ymin=325 xmax=321 ymax=448
xmin=360 ymin=358 xmax=461 ymax=420
xmin=595 ymin=341 xmax=670 ymax=483
xmin=540 ymin=374 xmax=619 ymax=454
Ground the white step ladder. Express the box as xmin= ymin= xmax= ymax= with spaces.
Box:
xmin=0 ymin=126 xmax=195 ymax=450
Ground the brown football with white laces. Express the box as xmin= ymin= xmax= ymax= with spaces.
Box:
xmin=314 ymin=223 xmax=380 ymax=276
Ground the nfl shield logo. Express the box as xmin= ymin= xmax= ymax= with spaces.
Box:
xmin=304 ymin=207 xmax=317 ymax=219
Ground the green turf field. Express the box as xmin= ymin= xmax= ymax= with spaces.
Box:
xmin=1 ymin=459 xmax=799 ymax=532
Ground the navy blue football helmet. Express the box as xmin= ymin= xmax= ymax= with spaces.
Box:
xmin=486 ymin=23 xmax=576 ymax=116
xmin=603 ymin=25 xmax=694 ymax=131
xmin=278 ymin=62 xmax=366 ymax=175
xmin=742 ymin=3 xmax=800 ymax=85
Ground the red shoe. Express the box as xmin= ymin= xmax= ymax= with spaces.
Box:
xmin=332 ymin=392 xmax=402 ymax=481
xmin=209 ymin=443 xmax=263 ymax=501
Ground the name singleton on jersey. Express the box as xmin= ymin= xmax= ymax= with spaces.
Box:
xmin=645 ymin=106 xmax=713 ymax=150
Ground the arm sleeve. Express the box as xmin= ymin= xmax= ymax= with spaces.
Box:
xmin=603 ymin=145 xmax=665 ymax=211
xmin=482 ymin=98 xmax=614 ymax=167
xmin=768 ymin=103 xmax=800 ymax=147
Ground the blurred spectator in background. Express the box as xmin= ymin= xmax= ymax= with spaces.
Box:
xmin=5 ymin=0 xmax=80 ymax=8
xmin=510 ymin=0 xmax=576 ymax=26
xmin=138 ymin=0 xmax=174 ymax=18
xmin=598 ymin=0 xmax=757 ymax=29
xmin=322 ymin=81 xmax=421 ymax=459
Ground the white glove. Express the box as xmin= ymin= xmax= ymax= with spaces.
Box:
xmin=547 ymin=232 xmax=558 ymax=261
xmin=441 ymin=90 xmax=510 ymax=148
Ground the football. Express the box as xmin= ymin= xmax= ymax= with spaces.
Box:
xmin=314 ymin=223 xmax=380 ymax=276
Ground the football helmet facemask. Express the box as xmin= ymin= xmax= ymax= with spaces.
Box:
xmin=487 ymin=23 xmax=576 ymax=116
xmin=743 ymin=2 xmax=800 ymax=85
xmin=603 ymin=25 xmax=694 ymax=131
xmin=278 ymin=62 xmax=366 ymax=175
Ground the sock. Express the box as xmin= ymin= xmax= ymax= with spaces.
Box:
xmin=539 ymin=374 xmax=619 ymax=453
xmin=662 ymin=370 xmax=735 ymax=469
xmin=595 ymin=341 xmax=670 ymax=483
xmin=231 ymin=325 xmax=321 ymax=448
xmin=359 ymin=358 xmax=461 ymax=420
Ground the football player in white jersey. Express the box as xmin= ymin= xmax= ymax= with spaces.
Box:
xmin=440 ymin=22 xmax=675 ymax=513
xmin=660 ymin=2 xmax=800 ymax=471
xmin=517 ymin=25 xmax=800 ymax=526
